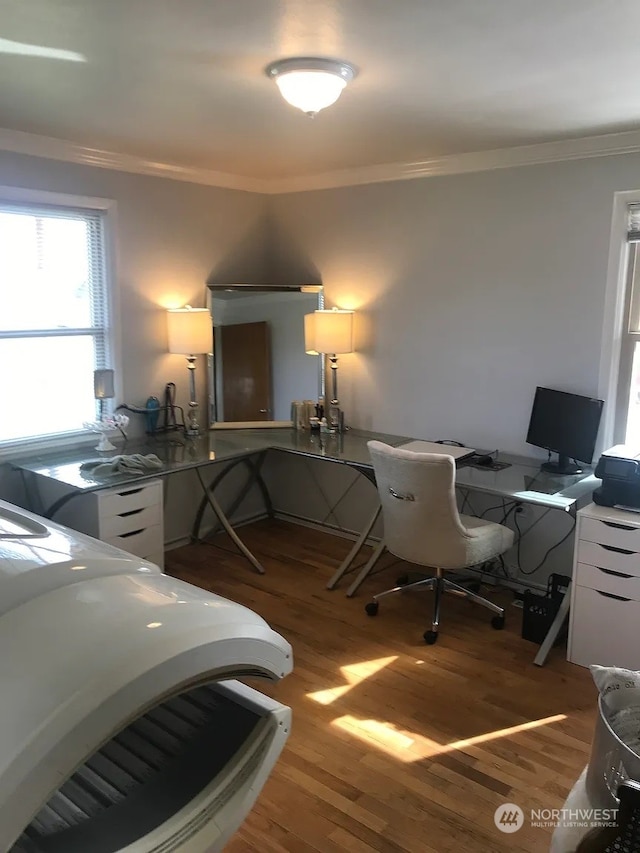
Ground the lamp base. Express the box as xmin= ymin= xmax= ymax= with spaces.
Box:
xmin=95 ymin=434 xmax=117 ymax=452
xmin=185 ymin=401 xmax=201 ymax=437
xmin=83 ymin=414 xmax=130 ymax=452
xmin=328 ymin=403 xmax=345 ymax=433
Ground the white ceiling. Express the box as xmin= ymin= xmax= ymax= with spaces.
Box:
xmin=2 ymin=0 xmax=640 ymax=188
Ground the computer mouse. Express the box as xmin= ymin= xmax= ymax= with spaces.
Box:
xmin=475 ymin=455 xmax=494 ymax=467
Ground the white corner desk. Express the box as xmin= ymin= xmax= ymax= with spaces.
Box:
xmin=11 ymin=428 xmax=413 ymax=576
xmin=11 ymin=428 xmax=597 ymax=571
xmin=11 ymin=428 xmax=598 ymax=665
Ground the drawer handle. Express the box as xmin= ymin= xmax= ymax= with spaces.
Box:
xmin=602 ymin=521 xmax=637 ymax=531
xmin=598 ymin=544 xmax=635 ymax=555
xmin=116 ymin=487 xmax=144 ymax=497
xmin=119 ymin=528 xmax=145 ymax=538
xmin=118 ymin=508 xmax=144 ymax=519
xmin=596 ymin=566 xmax=633 ymax=579
xmin=596 ymin=590 xmax=632 ymax=602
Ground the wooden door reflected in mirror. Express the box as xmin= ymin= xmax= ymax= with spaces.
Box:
xmin=221 ymin=320 xmax=271 ymax=421
xmin=207 ymin=285 xmax=323 ymax=427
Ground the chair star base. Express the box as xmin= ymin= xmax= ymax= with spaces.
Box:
xmin=365 ymin=567 xmax=506 ymax=645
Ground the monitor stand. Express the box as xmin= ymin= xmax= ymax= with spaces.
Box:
xmin=541 ymin=454 xmax=582 ymax=475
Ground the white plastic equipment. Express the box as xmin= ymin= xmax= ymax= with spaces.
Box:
xmin=0 ymin=499 xmax=292 ymax=852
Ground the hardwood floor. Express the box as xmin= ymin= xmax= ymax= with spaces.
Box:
xmin=166 ymin=519 xmax=597 ymax=853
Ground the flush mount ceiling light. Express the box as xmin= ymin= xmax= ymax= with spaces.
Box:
xmin=265 ymin=57 xmax=357 ymax=116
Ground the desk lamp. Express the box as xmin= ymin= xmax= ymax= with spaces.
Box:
xmin=85 ymin=368 xmax=129 ymax=451
xmin=167 ymin=307 xmax=212 ymax=436
xmin=304 ymin=308 xmax=354 ymax=431
xmin=94 ymin=369 xmax=115 ymax=420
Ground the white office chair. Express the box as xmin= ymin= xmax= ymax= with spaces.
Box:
xmin=364 ymin=441 xmax=515 ymax=644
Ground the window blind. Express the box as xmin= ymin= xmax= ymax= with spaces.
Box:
xmin=628 ymin=203 xmax=640 ymax=242
xmin=0 ymin=201 xmax=111 ymax=444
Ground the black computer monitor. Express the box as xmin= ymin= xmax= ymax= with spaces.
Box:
xmin=526 ymin=386 xmax=604 ymax=475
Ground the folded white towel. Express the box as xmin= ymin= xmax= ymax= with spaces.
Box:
xmin=80 ymin=454 xmax=163 ymax=477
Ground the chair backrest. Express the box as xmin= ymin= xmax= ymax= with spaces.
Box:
xmin=367 ymin=440 xmax=471 ymax=569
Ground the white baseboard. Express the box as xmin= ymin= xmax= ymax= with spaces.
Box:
xmin=273 ymin=510 xmax=367 ymax=543
xmin=164 ymin=509 xmax=269 ymax=552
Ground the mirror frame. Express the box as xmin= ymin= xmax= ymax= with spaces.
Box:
xmin=206 ymin=284 xmax=324 ymax=429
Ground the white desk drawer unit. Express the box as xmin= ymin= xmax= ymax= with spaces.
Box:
xmin=568 ymin=503 xmax=640 ymax=669
xmin=58 ymin=480 xmax=165 ymax=569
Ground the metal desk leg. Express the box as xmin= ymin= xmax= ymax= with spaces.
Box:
xmin=193 ymin=457 xmax=252 ymax=541
xmin=249 ymin=453 xmax=274 ymax=518
xmin=346 ymin=539 xmax=387 ymax=598
xmin=207 ymin=453 xmax=272 ymax=538
xmin=326 ymin=504 xmax=382 ymax=590
xmin=194 ymin=458 xmax=240 ymax=541
xmin=533 ymin=582 xmax=571 ymax=666
xmin=195 ymin=468 xmax=265 ymax=574
xmin=192 ymin=452 xmax=271 ymax=542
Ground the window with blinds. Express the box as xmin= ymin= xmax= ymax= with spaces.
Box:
xmin=614 ymin=204 xmax=640 ymax=445
xmin=0 ymin=201 xmax=111 ymax=445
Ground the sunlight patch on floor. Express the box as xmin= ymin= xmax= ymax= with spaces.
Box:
xmin=306 ymin=655 xmax=398 ymax=705
xmin=332 ymin=713 xmax=567 ymax=762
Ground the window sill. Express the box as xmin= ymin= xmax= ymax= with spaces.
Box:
xmin=0 ymin=431 xmax=97 ymax=460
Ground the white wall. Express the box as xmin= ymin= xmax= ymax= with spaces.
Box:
xmin=270 ymin=154 xmax=640 ymax=460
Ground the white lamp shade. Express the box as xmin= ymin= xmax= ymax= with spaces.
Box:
xmin=93 ymin=369 xmax=115 ymax=399
xmin=305 ymin=309 xmax=354 ymax=354
xmin=167 ymin=308 xmax=211 ymax=355
xmin=266 ymin=58 xmax=356 ymax=116
xmin=304 ymin=313 xmax=319 ymax=355
xmin=275 ymin=70 xmax=346 ymax=114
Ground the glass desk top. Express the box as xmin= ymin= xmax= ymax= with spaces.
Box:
xmin=10 ymin=429 xmax=598 ymax=511
xmin=455 ymin=452 xmax=598 ymax=511
xmin=9 ymin=429 xmax=412 ymax=492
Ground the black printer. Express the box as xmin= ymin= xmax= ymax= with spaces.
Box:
xmin=593 ymin=445 xmax=640 ymax=510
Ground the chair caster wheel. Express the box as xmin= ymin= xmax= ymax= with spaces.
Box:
xmin=423 ymin=630 xmax=438 ymax=645
xmin=491 ymin=615 xmax=505 ymax=630
xmin=365 ymin=601 xmax=379 ymax=617
xmin=396 ymin=574 xmax=410 ymax=586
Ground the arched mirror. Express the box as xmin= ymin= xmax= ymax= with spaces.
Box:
xmin=207 ymin=284 xmax=324 ymax=428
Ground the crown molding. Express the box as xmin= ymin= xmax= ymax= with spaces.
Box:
xmin=0 ymin=127 xmax=270 ymax=193
xmin=268 ymin=128 xmax=640 ymax=194
xmin=2 ymin=125 xmax=640 ymax=196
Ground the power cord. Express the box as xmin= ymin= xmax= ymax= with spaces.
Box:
xmin=515 ymin=507 xmax=524 ymax=572
xmin=459 ymin=492 xmax=572 ymax=580
xmin=514 ymin=511 xmax=576 ymax=576
xmin=478 ymin=500 xmax=510 ymax=517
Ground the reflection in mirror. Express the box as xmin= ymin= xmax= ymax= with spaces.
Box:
xmin=207 ymin=285 xmax=324 ymax=427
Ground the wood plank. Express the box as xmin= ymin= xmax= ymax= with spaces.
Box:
xmin=166 ymin=519 xmax=596 ymax=853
